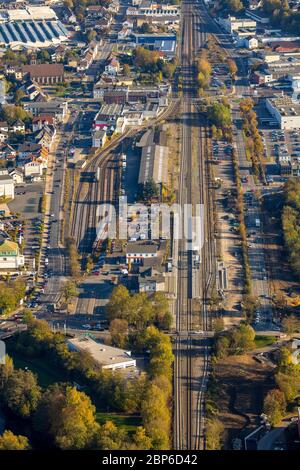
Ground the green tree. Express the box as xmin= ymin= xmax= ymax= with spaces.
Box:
xmin=0 ymin=430 xmax=30 ymax=450
xmin=3 ymin=369 xmax=41 ymax=418
xmin=60 ymin=279 xmax=78 ymax=305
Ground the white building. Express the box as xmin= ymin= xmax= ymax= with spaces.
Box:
xmin=244 ymin=36 xmax=258 ymax=49
xmin=9 ymin=169 xmax=24 ymax=184
xmin=266 ymin=96 xmax=300 ymax=129
xmin=0 ymin=174 xmax=14 ymax=199
xmin=24 ymin=161 xmax=43 ymax=178
xmin=68 ymin=337 xmax=136 ymax=371
xmin=0 ymin=240 xmax=24 ymax=270
xmin=126 ymin=242 xmax=158 ymax=264
xmin=218 ymin=15 xmax=257 ymax=34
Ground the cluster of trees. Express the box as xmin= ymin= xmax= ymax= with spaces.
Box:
xmin=4 ymin=312 xmax=173 ymax=449
xmin=239 ymin=99 xmax=265 ymax=180
xmin=263 ymin=388 xmax=286 ymax=426
xmin=262 ymin=0 xmax=300 ymax=34
xmin=0 ymin=356 xmax=151 ymax=450
xmin=107 ymin=285 xmax=172 ymax=333
xmin=214 ymin=323 xmax=256 ymax=359
xmin=133 ymin=47 xmax=178 ymax=83
xmin=64 ymin=0 xmax=110 ymax=21
xmin=0 ymin=278 xmax=26 ymax=316
xmin=282 ymin=178 xmax=300 ymax=278
xmin=263 ymin=345 xmax=300 ymax=425
xmin=212 ymin=0 xmax=244 ymax=14
xmin=196 ymin=51 xmax=212 ymax=91
xmin=137 ymin=180 xmax=160 ymax=202
xmin=66 ymin=237 xmax=81 ymax=278
xmin=207 ymin=99 xmax=231 ymax=139
xmin=0 ymin=105 xmax=31 ymax=126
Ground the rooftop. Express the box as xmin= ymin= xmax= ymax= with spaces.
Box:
xmin=67 ymin=337 xmax=136 ymax=370
xmin=126 ymin=243 xmax=158 ymax=254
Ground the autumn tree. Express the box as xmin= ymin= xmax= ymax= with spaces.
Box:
xmin=109 ymin=319 xmax=129 ymax=348
xmin=34 ymin=384 xmax=99 ymax=449
xmin=0 ymin=430 xmax=30 ymax=450
xmin=205 ymin=418 xmax=224 ymax=450
xmin=263 ymin=389 xmax=286 ymax=425
xmin=227 ymin=58 xmax=238 ymax=78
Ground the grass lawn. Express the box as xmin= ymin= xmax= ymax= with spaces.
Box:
xmin=10 ymin=352 xmax=67 ymax=388
xmin=254 ymin=335 xmax=277 ymax=348
xmin=96 ymin=412 xmax=142 ymax=433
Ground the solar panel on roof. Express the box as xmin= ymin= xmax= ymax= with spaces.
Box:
xmin=0 ymin=28 xmax=6 ymax=44
xmin=6 ymin=23 xmax=21 ymax=42
xmin=25 ymin=22 xmax=38 ymax=42
xmin=29 ymin=21 xmax=43 ymax=42
xmin=47 ymin=21 xmax=60 ymax=38
xmin=41 ymin=21 xmax=55 ymax=40
xmin=34 ymin=22 xmax=48 ymax=42
xmin=23 ymin=22 xmax=36 ymax=42
xmin=1 ymin=24 xmax=14 ymax=43
xmin=15 ymin=23 xmax=30 ymax=43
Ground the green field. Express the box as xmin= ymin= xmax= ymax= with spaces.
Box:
xmin=254 ymin=335 xmax=277 ymax=348
xmin=96 ymin=412 xmax=142 ymax=433
xmin=10 ymin=352 xmax=67 ymax=388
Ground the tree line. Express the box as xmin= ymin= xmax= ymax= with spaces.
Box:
xmin=282 ymin=178 xmax=300 ymax=278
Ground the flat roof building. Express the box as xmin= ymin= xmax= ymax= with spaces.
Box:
xmin=68 ymin=337 xmax=136 ymax=371
xmin=266 ymin=96 xmax=300 ymax=129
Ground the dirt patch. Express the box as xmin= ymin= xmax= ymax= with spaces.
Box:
xmin=212 ymin=354 xmax=275 ymax=448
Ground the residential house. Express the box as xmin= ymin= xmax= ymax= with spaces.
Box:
xmin=9 ymin=168 xmax=24 ymax=184
xmin=32 ymin=115 xmax=54 ymax=132
xmin=0 ymin=174 xmax=14 ymax=199
xmin=0 ymin=122 xmax=9 ymax=133
xmin=0 ymin=130 xmax=8 ymax=142
xmin=12 ymin=120 xmax=25 ymax=133
xmin=138 ymin=266 xmax=165 ymax=292
xmin=51 ymin=44 xmax=67 ymax=62
xmin=0 ymin=143 xmax=16 ymax=163
xmin=105 ymin=57 xmax=121 ymax=76
xmin=0 ymin=239 xmax=24 ymax=271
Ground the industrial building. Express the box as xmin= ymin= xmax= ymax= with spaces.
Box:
xmin=68 ymin=337 xmax=136 ymax=371
xmin=266 ymin=96 xmax=300 ymax=129
xmin=0 ymin=20 xmax=69 ymax=48
xmin=138 ymin=143 xmax=169 ymax=185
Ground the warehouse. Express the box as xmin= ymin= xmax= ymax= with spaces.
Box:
xmin=0 ymin=20 xmax=69 ymax=48
xmin=266 ymin=96 xmax=300 ymax=129
xmin=138 ymin=143 xmax=169 ymax=185
xmin=68 ymin=337 xmax=136 ymax=371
